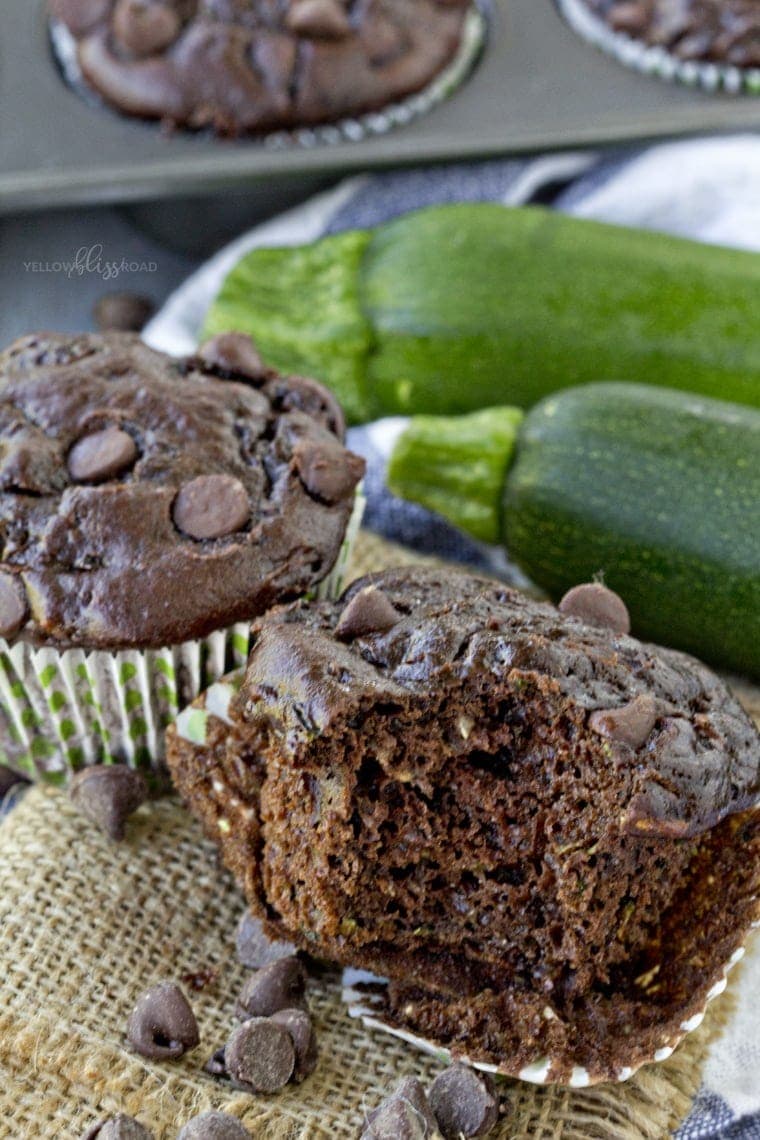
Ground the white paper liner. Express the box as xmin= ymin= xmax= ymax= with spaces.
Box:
xmin=50 ymin=6 xmax=487 ymax=147
xmin=555 ymin=0 xmax=760 ymax=95
xmin=341 ymin=942 xmax=749 ymax=1086
xmin=0 ymin=490 xmax=363 ymax=784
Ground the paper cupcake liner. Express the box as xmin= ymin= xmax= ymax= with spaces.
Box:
xmin=0 ymin=490 xmax=364 ymax=784
xmin=50 ymin=6 xmax=487 ymax=148
xmin=342 ymin=938 xmax=751 ymax=1086
xmin=555 ymin=0 xmax=760 ymax=94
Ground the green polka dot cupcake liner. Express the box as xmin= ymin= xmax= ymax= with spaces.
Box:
xmin=0 ymin=488 xmax=364 ymax=786
xmin=556 ymin=0 xmax=760 ymax=94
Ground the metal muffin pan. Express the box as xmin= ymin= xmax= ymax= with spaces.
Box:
xmin=3 ymin=0 xmax=760 ymax=217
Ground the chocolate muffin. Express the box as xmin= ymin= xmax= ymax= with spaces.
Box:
xmin=559 ymin=0 xmax=760 ymax=89
xmin=167 ymin=567 xmax=760 ymax=1083
xmin=49 ymin=0 xmax=476 ymax=137
xmin=0 ymin=330 xmax=363 ymax=780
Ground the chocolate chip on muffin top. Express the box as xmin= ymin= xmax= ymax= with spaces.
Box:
xmin=0 ymin=331 xmax=364 ymax=650
xmin=582 ymin=0 xmax=760 ymax=67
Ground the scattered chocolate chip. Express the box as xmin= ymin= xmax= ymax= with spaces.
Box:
xmin=173 ymin=474 xmax=250 ymax=541
xmin=429 ymin=1065 xmax=499 ymax=1139
xmin=177 ymin=1111 xmax=252 ymax=1139
xmin=286 ymin=0 xmax=351 ymax=39
xmin=69 ymin=765 xmax=148 ymax=842
xmin=0 ymin=571 xmax=28 ymax=639
xmin=50 ymin=0 xmax=111 ymax=35
xmin=364 ymin=1077 xmax=438 ymax=1139
xmin=203 ymin=1045 xmax=229 ymax=1078
xmin=112 ymin=0 xmax=182 ymax=57
xmin=270 ymin=1008 xmax=318 ymax=1081
xmin=225 ymin=1017 xmax=295 ymax=1093
xmin=126 ymin=981 xmax=200 ymax=1060
xmin=81 ymin=1115 xmax=154 ymax=1140
xmin=0 ymin=765 xmax=28 ymax=797
xmin=93 ymin=292 xmax=155 ymax=333
xmin=198 ymin=333 xmax=268 ymax=381
xmin=235 ymin=956 xmax=307 ymax=1020
xmin=292 ymin=437 xmax=365 ymax=504
xmin=558 ymin=582 xmax=631 ymax=635
xmin=68 ymin=427 xmax=138 ymax=484
xmin=335 ymin=585 xmax=402 ymax=642
xmin=236 ymin=911 xmax=296 ymax=969
xmin=589 ymin=693 xmax=659 ymax=750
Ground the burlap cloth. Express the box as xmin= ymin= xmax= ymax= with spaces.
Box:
xmin=1 ymin=531 xmax=758 ymax=1140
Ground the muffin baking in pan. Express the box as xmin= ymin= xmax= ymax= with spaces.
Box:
xmin=556 ymin=0 xmax=760 ymax=92
xmin=49 ymin=0 xmax=487 ymax=141
xmin=167 ymin=567 xmax=760 ymax=1084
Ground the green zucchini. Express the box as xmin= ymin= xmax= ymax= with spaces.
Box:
xmin=204 ymin=204 xmax=760 ymax=424
xmin=387 ymin=383 xmax=760 ymax=680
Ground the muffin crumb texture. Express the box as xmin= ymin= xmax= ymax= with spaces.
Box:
xmin=168 ymin=567 xmax=760 ymax=1083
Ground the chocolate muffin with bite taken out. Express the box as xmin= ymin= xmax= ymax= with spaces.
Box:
xmin=167 ymin=567 xmax=760 ymax=1084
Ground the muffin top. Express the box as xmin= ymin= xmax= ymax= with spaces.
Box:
xmin=50 ymin=0 xmax=472 ymax=136
xmin=582 ymin=0 xmax=760 ymax=67
xmin=0 ymin=331 xmax=364 ymax=650
xmin=237 ymin=567 xmax=760 ymax=839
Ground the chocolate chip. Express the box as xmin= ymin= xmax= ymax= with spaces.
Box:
xmin=198 ymin=333 xmax=268 ymax=382
xmin=0 ymin=571 xmax=28 ymax=639
xmin=173 ymin=475 xmax=250 ymax=541
xmin=203 ymin=1045 xmax=229 ymax=1078
xmin=589 ymin=693 xmax=659 ymax=751
xmin=292 ymin=437 xmax=365 ymax=504
xmin=225 ymin=1017 xmax=295 ymax=1093
xmin=335 ymin=585 xmax=402 ymax=642
xmin=112 ymin=0 xmax=182 ymax=57
xmin=81 ymin=1114 xmax=154 ymax=1139
xmin=235 ymin=956 xmax=307 ymax=1019
xmin=177 ymin=1111 xmax=252 ymax=1140
xmin=286 ymin=0 xmax=351 ymax=39
xmin=364 ymin=1077 xmax=438 ymax=1139
xmin=236 ymin=911 xmax=296 ymax=969
xmin=50 ymin=0 xmax=110 ymax=35
xmin=270 ymin=1008 xmax=318 ymax=1081
xmin=126 ymin=981 xmax=200 ymax=1060
xmin=558 ymin=582 xmax=631 ymax=635
xmin=275 ymin=375 xmax=345 ymax=441
xmin=429 ymin=1065 xmax=499 ymax=1139
xmin=69 ymin=765 xmax=148 ymax=842
xmin=93 ymin=292 xmax=155 ymax=333
xmin=68 ymin=427 xmax=138 ymax=484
